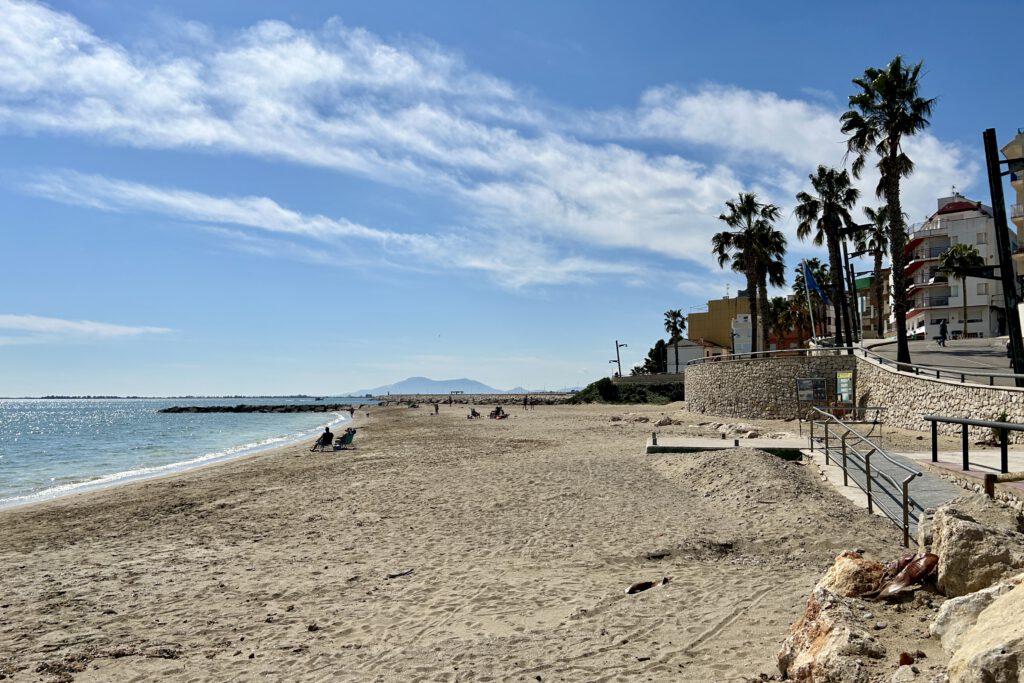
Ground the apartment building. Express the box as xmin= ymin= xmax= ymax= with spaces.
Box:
xmin=902 ymin=193 xmax=1018 ymax=340
xmin=855 ymin=268 xmax=893 ymax=339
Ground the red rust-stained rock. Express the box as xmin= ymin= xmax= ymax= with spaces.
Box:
xmin=816 ymin=551 xmax=885 ymax=598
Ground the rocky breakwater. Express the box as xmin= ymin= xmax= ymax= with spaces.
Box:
xmin=375 ymin=393 xmax=572 ymax=407
xmin=776 ymin=494 xmax=1024 ymax=682
xmin=159 ymin=404 xmax=356 ymax=413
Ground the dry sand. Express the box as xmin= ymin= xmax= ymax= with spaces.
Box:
xmin=0 ymin=403 xmax=922 ymax=681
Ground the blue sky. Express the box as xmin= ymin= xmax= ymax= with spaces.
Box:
xmin=1 ymin=0 xmax=1021 ymax=395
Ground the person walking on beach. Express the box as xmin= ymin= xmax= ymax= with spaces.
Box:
xmin=434 ymin=403 xmax=439 ymax=416
xmin=938 ymin=321 xmax=948 ymax=347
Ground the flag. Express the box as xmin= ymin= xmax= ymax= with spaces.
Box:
xmin=803 ymin=262 xmax=831 ymax=307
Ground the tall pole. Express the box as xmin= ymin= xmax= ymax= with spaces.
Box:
xmin=802 ymin=260 xmax=818 ymax=346
xmin=984 ymin=129 xmax=1024 ymax=386
xmin=841 ymin=239 xmax=859 ymax=348
xmin=615 ymin=340 xmax=624 ymax=377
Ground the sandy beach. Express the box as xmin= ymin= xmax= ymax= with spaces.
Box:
xmin=0 ymin=403 xmax=931 ymax=681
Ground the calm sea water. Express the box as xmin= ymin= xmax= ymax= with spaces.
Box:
xmin=0 ymin=398 xmax=366 ymax=508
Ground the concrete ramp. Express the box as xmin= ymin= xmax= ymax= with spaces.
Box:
xmin=645 ymin=436 xmax=808 ymax=459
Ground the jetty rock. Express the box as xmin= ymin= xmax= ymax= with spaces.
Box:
xmin=928 ymin=494 xmax=1024 ymax=597
xmin=777 ymin=584 xmax=885 ymax=682
xmin=816 ymin=550 xmax=885 ymax=598
xmin=159 ymin=404 xmax=355 ymax=413
xmin=930 ymin=573 xmax=1024 ymax=655
xmin=947 ymin=580 xmax=1024 ymax=682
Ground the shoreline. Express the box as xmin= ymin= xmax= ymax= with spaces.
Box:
xmin=0 ymin=411 xmax=353 ymax=513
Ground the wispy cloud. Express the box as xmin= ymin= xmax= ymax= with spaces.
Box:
xmin=0 ymin=1 xmax=979 ymax=286
xmin=0 ymin=314 xmax=172 ymax=340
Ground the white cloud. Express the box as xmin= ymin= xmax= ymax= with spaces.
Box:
xmin=0 ymin=1 xmax=980 ymax=288
xmin=0 ymin=314 xmax=172 ymax=338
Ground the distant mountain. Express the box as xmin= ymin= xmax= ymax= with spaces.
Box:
xmin=350 ymin=377 xmax=504 ymax=396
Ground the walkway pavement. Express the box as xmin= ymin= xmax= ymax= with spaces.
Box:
xmin=868 ymin=338 xmax=1015 ymax=386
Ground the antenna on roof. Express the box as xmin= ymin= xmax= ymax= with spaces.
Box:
xmin=725 ymin=284 xmax=730 ymax=299
xmin=951 ymin=184 xmax=959 ymax=197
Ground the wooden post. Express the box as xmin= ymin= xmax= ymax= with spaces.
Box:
xmin=984 ymin=473 xmax=997 ymax=498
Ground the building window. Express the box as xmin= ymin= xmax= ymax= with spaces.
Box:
xmin=977 ymin=232 xmax=987 ymax=244
xmin=977 ymin=282 xmax=988 ymax=295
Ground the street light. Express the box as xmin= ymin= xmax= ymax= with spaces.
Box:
xmin=613 ymin=340 xmax=628 ymax=377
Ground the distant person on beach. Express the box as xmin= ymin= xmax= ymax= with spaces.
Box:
xmin=938 ymin=321 xmax=948 ymax=347
xmin=434 ymin=404 xmax=439 ymax=416
xmin=312 ymin=427 xmax=334 ymax=451
xmin=523 ymin=395 xmax=528 ymax=410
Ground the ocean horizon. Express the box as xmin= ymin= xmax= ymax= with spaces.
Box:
xmin=0 ymin=397 xmax=369 ymax=509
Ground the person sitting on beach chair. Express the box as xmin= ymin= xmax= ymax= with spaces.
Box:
xmin=468 ymin=408 xmax=481 ymax=419
xmin=489 ymin=406 xmax=507 ymax=419
xmin=311 ymin=427 xmax=334 ymax=452
xmin=334 ymin=427 xmax=357 ymax=449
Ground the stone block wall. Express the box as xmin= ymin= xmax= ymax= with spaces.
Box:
xmin=855 ymin=359 xmax=1024 ymax=442
xmin=685 ymin=355 xmax=857 ymax=419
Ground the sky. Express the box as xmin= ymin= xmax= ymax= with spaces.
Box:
xmin=2 ymin=0 xmax=1022 ymax=396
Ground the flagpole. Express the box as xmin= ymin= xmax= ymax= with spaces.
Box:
xmin=802 ymin=260 xmax=818 ymax=346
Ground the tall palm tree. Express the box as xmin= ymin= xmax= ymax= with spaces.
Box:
xmin=794 ymin=166 xmax=860 ymax=352
xmin=755 ymin=226 xmax=788 ymax=353
xmin=858 ymin=206 xmax=890 ymax=338
xmin=793 ymin=258 xmax=832 ymax=340
xmin=766 ymin=296 xmax=797 ymax=349
xmin=663 ymin=309 xmax=686 ymax=371
xmin=713 ymin=192 xmax=784 ymax=357
xmin=939 ymin=244 xmax=984 ymax=339
xmin=842 ymin=56 xmax=935 ymax=364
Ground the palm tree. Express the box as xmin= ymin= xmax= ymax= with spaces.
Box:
xmin=755 ymin=227 xmax=788 ymax=353
xmin=939 ymin=244 xmax=984 ymax=339
xmin=859 ymin=206 xmax=890 ymax=338
xmin=713 ymin=192 xmax=784 ymax=357
xmin=842 ymin=56 xmax=935 ymax=364
xmin=765 ymin=296 xmax=797 ymax=349
xmin=793 ymin=258 xmax=832 ymax=340
xmin=794 ymin=166 xmax=861 ymax=352
xmin=663 ymin=309 xmax=686 ymax=371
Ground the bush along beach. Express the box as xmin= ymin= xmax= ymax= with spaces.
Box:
xmin=570 ymin=378 xmax=683 ymax=404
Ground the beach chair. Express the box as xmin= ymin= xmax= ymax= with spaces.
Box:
xmin=333 ymin=430 xmax=356 ymax=450
xmin=311 ymin=434 xmax=333 ymax=452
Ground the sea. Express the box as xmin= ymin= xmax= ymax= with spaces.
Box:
xmin=0 ymin=397 xmax=367 ymax=509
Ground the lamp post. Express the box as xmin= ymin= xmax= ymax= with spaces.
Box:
xmin=983 ymin=128 xmax=1024 ymax=386
xmin=613 ymin=340 xmax=627 ymax=377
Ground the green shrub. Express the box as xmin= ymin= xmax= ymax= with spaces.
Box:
xmin=570 ymin=379 xmax=683 ymax=404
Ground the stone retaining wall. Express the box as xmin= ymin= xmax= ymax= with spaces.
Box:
xmin=685 ymin=355 xmax=856 ymax=419
xmin=685 ymin=353 xmax=1024 ymax=442
xmin=855 ymin=359 xmax=1024 ymax=442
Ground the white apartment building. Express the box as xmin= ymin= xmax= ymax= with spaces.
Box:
xmin=902 ymin=193 xmax=1018 ymax=340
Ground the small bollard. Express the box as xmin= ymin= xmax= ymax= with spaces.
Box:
xmin=734 ymin=439 xmax=739 ymax=447
xmin=720 ymin=433 xmax=726 ymax=440
xmin=984 ymin=473 xmax=996 ymax=498
xmin=651 ymin=431 xmax=657 ymax=446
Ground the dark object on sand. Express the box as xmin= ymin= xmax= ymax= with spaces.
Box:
xmin=862 ymin=553 xmax=938 ymax=599
xmin=386 ymin=568 xmax=415 ymax=579
xmin=625 ymin=576 xmax=671 ymax=594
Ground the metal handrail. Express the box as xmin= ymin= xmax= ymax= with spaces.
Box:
xmin=809 ymin=407 xmax=922 ymax=546
xmin=923 ymin=414 xmax=1024 ymax=474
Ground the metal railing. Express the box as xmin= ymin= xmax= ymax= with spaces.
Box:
xmin=923 ymin=414 xmax=1024 ymax=474
xmin=1012 ymin=204 xmax=1024 ymax=219
xmin=684 ymin=344 xmax=1024 ymax=389
xmin=809 ymin=407 xmax=922 ymax=546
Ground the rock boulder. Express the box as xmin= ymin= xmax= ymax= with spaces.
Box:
xmin=816 ymin=551 xmax=885 ymax=598
xmin=930 ymin=573 xmax=1023 ymax=655
xmin=929 ymin=495 xmax=1024 ymax=597
xmin=778 ymin=586 xmax=885 ymax=682
xmin=947 ymin=582 xmax=1024 ymax=682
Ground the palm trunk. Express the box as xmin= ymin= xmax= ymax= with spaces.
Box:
xmin=873 ymin=249 xmax=884 ymax=337
xmin=826 ymin=235 xmax=845 ymax=350
xmin=746 ymin=269 xmax=758 ymax=357
xmin=886 ymin=151 xmax=912 ymax=365
xmin=758 ymin=270 xmax=770 ymax=353
xmin=673 ymin=343 xmax=679 ymax=372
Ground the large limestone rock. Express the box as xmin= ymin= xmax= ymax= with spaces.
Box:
xmin=929 ymin=495 xmax=1024 ymax=597
xmin=816 ymin=550 xmax=885 ymax=598
xmin=930 ymin=574 xmax=1024 ymax=655
xmin=778 ymin=586 xmax=885 ymax=682
xmin=947 ymin=582 xmax=1024 ymax=682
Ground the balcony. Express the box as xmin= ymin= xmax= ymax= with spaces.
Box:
xmin=925 ymin=296 xmax=950 ymax=307
xmin=1013 ymin=204 xmax=1024 ymax=220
